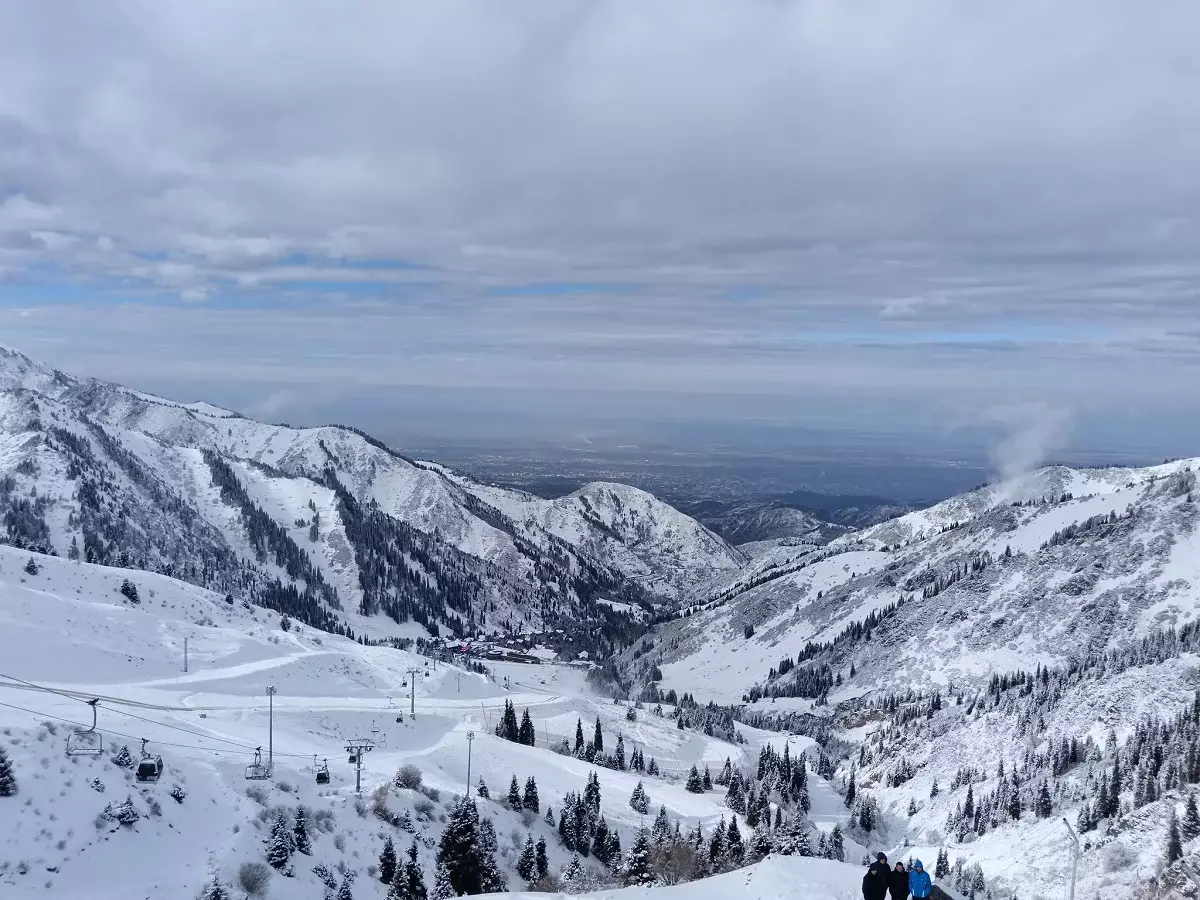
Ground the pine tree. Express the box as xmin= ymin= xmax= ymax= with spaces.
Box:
xmin=266 ymin=809 xmax=293 ymax=869
xmin=623 ymin=829 xmax=654 ymax=886
xmin=508 ymin=774 xmax=522 ymax=807
xmin=120 ymin=579 xmax=139 ymax=603
xmin=523 ymin=776 xmax=540 ymax=813
xmin=575 ymin=718 xmax=585 ymax=755
xmin=519 ymin=708 xmax=536 ymax=746
xmin=686 ymin=765 xmax=705 ymax=793
xmin=703 ymin=765 xmax=713 ymax=790
xmin=380 ymin=837 xmax=397 ymax=885
xmin=561 ymin=854 xmax=583 ymax=889
xmin=935 ymin=848 xmax=950 ymax=879
xmin=431 ymin=864 xmax=454 ymax=900
xmin=829 ymin=824 xmax=844 ymax=862
xmin=1185 ymin=793 xmax=1200 ymax=841
xmin=963 ymin=783 xmax=975 ymax=820
xmin=908 ymin=798 xmax=917 ymax=817
xmin=648 ymin=757 xmax=660 ymax=776
xmin=1036 ymin=781 xmax=1052 ymax=818
xmin=477 ymin=818 xmax=506 ymax=893
xmin=652 ymin=805 xmax=671 ymax=844
xmin=293 ymin=805 xmax=312 ymax=855
xmin=198 ymin=875 xmax=232 ymax=900
xmin=477 ymin=777 xmax=489 ymax=799
xmin=1168 ymin=808 xmax=1185 ymax=864
xmin=726 ymin=773 xmax=746 ymax=813
xmin=630 ymin=781 xmax=649 ymax=814
xmin=709 ymin=816 xmax=727 ymax=865
xmin=544 ymin=805 xmax=555 ymax=827
xmin=930 ymin=779 xmax=939 ymax=798
xmin=1109 ymin=763 xmax=1123 ymax=817
xmin=24 ymin=556 xmax=39 ymax=575
xmin=844 ymin=771 xmax=856 ymax=808
xmin=535 ymin=837 xmax=549 ymax=879
xmin=402 ymin=841 xmax=428 ymax=900
xmin=0 ymin=747 xmax=18 ymax=797
xmin=725 ymin=817 xmax=744 ymax=867
xmin=615 ymin=734 xmax=626 ymax=770
xmin=593 ymin=716 xmax=604 ymax=753
xmin=437 ymin=798 xmax=489 ymax=896
xmin=592 ymin=815 xmax=611 ymax=865
xmin=517 ymin=835 xmax=537 ymax=881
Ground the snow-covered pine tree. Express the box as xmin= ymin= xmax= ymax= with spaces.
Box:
xmin=844 ymin=771 xmax=856 ymax=808
xmin=519 ymin=708 xmax=536 ymax=746
xmin=703 ymin=765 xmax=713 ymax=790
xmin=593 ymin=716 xmax=604 ymax=753
xmin=403 ymin=840 xmax=428 ymax=900
xmin=477 ymin=777 xmax=489 ymax=799
xmin=708 ymin=816 xmax=727 ymax=866
xmin=437 ymin=798 xmax=489 ymax=895
xmin=1168 ymin=808 xmax=1185 ymax=864
xmin=828 ymin=824 xmax=844 ymax=862
xmin=266 ymin=809 xmax=294 ymax=869
xmin=623 ymin=829 xmax=654 ymax=886
xmin=724 ymin=817 xmax=744 ymax=867
xmin=935 ymin=848 xmax=950 ymax=879
xmin=1036 ymin=781 xmax=1052 ymax=818
xmin=561 ymin=854 xmax=584 ymax=889
xmin=630 ymin=780 xmax=649 ymax=814
xmin=1185 ymin=793 xmax=1200 ymax=841
xmin=431 ymin=864 xmax=454 ymax=900
xmin=536 ymin=836 xmax=549 ymax=879
xmin=379 ymin=836 xmax=397 ymax=885
xmin=478 ymin=817 xmax=506 ymax=892
xmin=726 ymin=773 xmax=746 ymax=813
xmin=517 ymin=835 xmax=537 ymax=881
xmin=685 ymin=765 xmax=704 ymax=793
xmin=523 ymin=775 xmax=539 ymax=813
xmin=574 ymin=718 xmax=585 ymax=755
xmin=748 ymin=823 xmax=773 ymax=862
xmin=615 ymin=734 xmax=626 ymax=770
xmin=544 ymin=805 xmax=555 ymax=827
xmin=0 ymin=746 xmax=18 ymax=797
xmin=647 ymin=757 xmax=660 ymax=776
xmin=198 ymin=875 xmax=231 ymax=900
xmin=652 ymin=805 xmax=671 ymax=844
xmin=293 ymin=805 xmax=312 ymax=855
xmin=508 ymin=774 xmax=522 ymax=807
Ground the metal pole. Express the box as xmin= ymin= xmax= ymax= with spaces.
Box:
xmin=266 ymin=686 xmax=277 ymax=771
xmin=1062 ymin=818 xmax=1080 ymax=900
xmin=466 ymin=731 xmax=475 ymax=794
xmin=184 ymin=637 xmax=188 ymax=673
xmin=407 ymin=668 xmax=419 ymax=716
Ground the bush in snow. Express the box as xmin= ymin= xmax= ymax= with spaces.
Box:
xmin=238 ymin=861 xmax=272 ymax=898
xmin=198 ymin=874 xmax=232 ymax=900
xmin=24 ymin=557 xmax=39 ymax=575
xmin=396 ymin=764 xmax=424 ymax=791
xmin=170 ymin=784 xmax=187 ymax=804
xmin=245 ymin=784 xmax=269 ymax=805
xmin=102 ymin=795 xmax=141 ymax=826
xmin=111 ymin=745 xmax=133 ymax=768
xmin=0 ymin=746 xmax=18 ymax=797
xmin=89 ymin=778 xmax=105 ymax=793
xmin=119 ymin=579 xmax=139 ymax=603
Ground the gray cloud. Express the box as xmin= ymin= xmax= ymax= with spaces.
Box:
xmin=1 ymin=1 xmax=1200 ymax=459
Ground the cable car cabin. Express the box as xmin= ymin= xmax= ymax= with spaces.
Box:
xmin=348 ymin=753 xmax=358 ymax=764
xmin=136 ymin=755 xmax=164 ymax=783
xmin=245 ymin=748 xmax=271 ymax=781
xmin=316 ymin=760 xmax=330 ymax=785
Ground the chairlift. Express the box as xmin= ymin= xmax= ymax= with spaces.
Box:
xmin=135 ymin=738 xmax=164 ymax=783
xmin=315 ymin=757 xmax=330 ymax=786
xmin=245 ymin=747 xmax=271 ymax=781
xmin=66 ymin=699 xmax=104 ymax=757
xmin=395 ymin=715 xmax=403 ymax=723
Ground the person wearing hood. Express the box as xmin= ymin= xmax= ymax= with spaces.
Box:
xmin=889 ymin=861 xmax=909 ymax=900
xmin=909 ymin=859 xmax=933 ymax=900
xmin=863 ymin=853 xmax=891 ymax=900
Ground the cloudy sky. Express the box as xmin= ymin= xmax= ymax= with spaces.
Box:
xmin=1 ymin=1 xmax=1198 ymax=464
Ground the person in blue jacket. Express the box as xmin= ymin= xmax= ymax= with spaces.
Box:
xmin=909 ymin=859 xmax=933 ymax=899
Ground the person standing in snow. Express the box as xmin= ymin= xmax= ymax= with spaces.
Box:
xmin=863 ymin=853 xmax=891 ymax=900
xmin=908 ymin=859 xmax=933 ymax=900
xmin=889 ymin=861 xmax=909 ymax=900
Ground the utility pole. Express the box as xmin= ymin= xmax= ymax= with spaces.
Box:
xmin=466 ymin=731 xmax=475 ymax=794
xmin=1062 ymin=818 xmax=1080 ymax=900
xmin=184 ymin=636 xmax=188 ymax=673
xmin=345 ymin=739 xmax=375 ymax=794
xmin=406 ymin=667 xmax=419 ymax=716
xmin=266 ymin=686 xmax=277 ymax=771
xmin=457 ymin=671 xmax=461 ymax=693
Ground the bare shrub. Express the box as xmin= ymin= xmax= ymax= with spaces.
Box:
xmin=395 ymin=765 xmax=422 ymax=790
xmin=245 ymin=784 xmax=269 ymax=805
xmin=238 ymin=861 xmax=272 ymax=898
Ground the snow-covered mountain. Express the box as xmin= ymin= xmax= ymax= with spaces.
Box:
xmin=618 ymin=456 xmax=1200 ymax=899
xmin=0 ymin=345 xmax=742 ymax=643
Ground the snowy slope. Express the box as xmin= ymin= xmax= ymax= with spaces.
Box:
xmin=0 ymin=543 xmax=854 ymax=900
xmin=0 ymin=345 xmax=737 ymax=639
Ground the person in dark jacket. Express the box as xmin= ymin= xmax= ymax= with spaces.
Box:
xmin=889 ymin=862 xmax=909 ymax=900
xmin=908 ymin=860 xmax=933 ymax=899
xmin=863 ymin=853 xmax=891 ymax=900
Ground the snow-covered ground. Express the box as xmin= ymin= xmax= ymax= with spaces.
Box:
xmin=0 ymin=544 xmax=858 ymax=899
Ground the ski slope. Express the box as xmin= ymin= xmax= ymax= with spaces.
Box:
xmin=0 ymin=544 xmax=853 ymax=899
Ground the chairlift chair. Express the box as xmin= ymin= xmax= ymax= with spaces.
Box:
xmin=135 ymin=738 xmax=164 ymax=783
xmin=316 ymin=758 xmax=331 ymax=785
xmin=245 ymin=747 xmax=271 ymax=781
xmin=66 ymin=699 xmax=104 ymax=757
